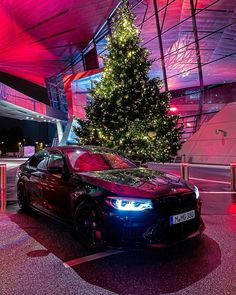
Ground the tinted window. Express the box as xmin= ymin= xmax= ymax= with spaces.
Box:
xmin=67 ymin=150 xmax=136 ymax=172
xmin=28 ymin=150 xmax=49 ymax=169
xmin=37 ymin=156 xmax=49 ymax=170
xmin=48 ymin=152 xmax=64 ymax=169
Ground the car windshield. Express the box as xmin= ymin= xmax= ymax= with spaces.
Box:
xmin=67 ymin=150 xmax=137 ymax=172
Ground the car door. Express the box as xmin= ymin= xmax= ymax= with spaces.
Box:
xmin=25 ymin=150 xmax=49 ymax=209
xmin=41 ymin=150 xmax=74 ymax=220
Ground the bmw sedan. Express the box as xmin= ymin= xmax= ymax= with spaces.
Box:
xmin=16 ymin=145 xmax=204 ymax=250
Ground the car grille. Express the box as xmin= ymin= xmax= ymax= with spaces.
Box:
xmin=154 ymin=192 xmax=197 ymax=215
xmin=148 ymin=192 xmax=200 ymax=243
xmin=152 ymin=217 xmax=200 ymax=243
xmin=118 ymin=193 xmax=201 ymax=244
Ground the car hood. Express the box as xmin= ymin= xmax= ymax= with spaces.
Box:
xmin=78 ymin=168 xmax=192 ymax=198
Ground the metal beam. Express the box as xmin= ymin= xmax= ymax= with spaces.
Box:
xmin=143 ymin=0 xmax=220 ymax=47
xmin=152 ymin=0 xmax=168 ymax=91
xmin=163 ymin=50 xmax=236 ymax=81
xmin=154 ymin=19 xmax=236 ymax=62
xmin=140 ymin=2 xmax=149 ymax=31
xmin=190 ymin=0 xmax=205 ymax=122
xmin=160 ymin=0 xmax=169 ymax=32
xmin=137 ymin=0 xmax=177 ymax=28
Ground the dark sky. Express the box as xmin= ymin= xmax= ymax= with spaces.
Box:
xmin=0 ymin=116 xmax=56 ymax=151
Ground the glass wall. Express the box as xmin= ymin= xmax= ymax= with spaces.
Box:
xmin=131 ymin=0 xmax=236 ymax=92
xmin=129 ymin=0 xmax=236 ymax=117
xmin=50 ymin=0 xmax=236 ymax=117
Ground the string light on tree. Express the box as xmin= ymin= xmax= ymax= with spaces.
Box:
xmin=74 ymin=0 xmax=183 ymax=162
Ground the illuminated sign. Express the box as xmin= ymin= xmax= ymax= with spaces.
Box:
xmin=24 ymin=146 xmax=35 ymax=157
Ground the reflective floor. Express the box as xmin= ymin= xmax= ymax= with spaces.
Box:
xmin=1 ymin=159 xmax=236 ymax=295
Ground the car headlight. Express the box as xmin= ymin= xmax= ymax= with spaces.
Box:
xmin=106 ymin=197 xmax=153 ymax=211
xmin=194 ymin=186 xmax=200 ymax=199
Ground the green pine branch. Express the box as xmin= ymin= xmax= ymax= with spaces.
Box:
xmin=74 ymin=1 xmax=183 ymax=163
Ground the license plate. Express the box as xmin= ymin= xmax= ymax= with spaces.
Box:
xmin=170 ymin=210 xmax=195 ymax=225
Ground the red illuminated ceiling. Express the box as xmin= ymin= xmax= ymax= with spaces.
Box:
xmin=0 ymin=0 xmax=119 ymax=86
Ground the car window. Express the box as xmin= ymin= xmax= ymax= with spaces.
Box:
xmin=37 ymin=156 xmax=49 ymax=170
xmin=28 ymin=150 xmax=49 ymax=169
xmin=104 ymin=153 xmax=134 ymax=169
xmin=47 ymin=152 xmax=64 ymax=169
xmin=67 ymin=150 xmax=136 ymax=172
xmin=74 ymin=153 xmax=110 ymax=172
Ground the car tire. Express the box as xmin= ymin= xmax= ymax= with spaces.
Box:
xmin=17 ymin=184 xmax=29 ymax=211
xmin=73 ymin=201 xmax=107 ymax=251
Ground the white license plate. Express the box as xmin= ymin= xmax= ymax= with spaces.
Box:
xmin=170 ymin=210 xmax=195 ymax=225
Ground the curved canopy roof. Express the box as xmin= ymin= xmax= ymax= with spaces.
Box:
xmin=0 ymin=0 xmax=119 ymax=86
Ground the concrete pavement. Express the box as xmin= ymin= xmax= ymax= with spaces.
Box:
xmin=0 ymin=159 xmax=236 ymax=294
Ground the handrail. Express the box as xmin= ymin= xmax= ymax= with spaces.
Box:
xmin=147 ymin=161 xmax=236 ymax=191
xmin=179 ymin=110 xmax=219 ymax=119
xmin=177 ymin=110 xmax=219 ymax=140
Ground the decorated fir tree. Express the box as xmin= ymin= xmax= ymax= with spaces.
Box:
xmin=74 ymin=1 xmax=182 ymax=162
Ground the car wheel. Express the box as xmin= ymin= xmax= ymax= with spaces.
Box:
xmin=74 ymin=201 xmax=107 ymax=251
xmin=17 ymin=185 xmax=29 ymax=211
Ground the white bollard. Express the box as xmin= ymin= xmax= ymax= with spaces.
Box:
xmin=230 ymin=163 xmax=236 ymax=191
xmin=180 ymin=162 xmax=189 ymax=181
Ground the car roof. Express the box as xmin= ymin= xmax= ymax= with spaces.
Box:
xmin=46 ymin=145 xmax=114 ymax=154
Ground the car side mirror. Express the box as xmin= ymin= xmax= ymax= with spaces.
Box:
xmin=47 ymin=166 xmax=63 ymax=174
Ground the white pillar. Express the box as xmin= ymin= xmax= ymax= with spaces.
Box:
xmin=56 ymin=120 xmax=64 ymax=143
xmin=58 ymin=118 xmax=75 ymax=146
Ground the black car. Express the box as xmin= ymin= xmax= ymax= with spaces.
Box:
xmin=16 ymin=145 xmax=204 ymax=250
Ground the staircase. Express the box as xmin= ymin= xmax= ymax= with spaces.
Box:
xmin=177 ymin=111 xmax=219 ymax=141
xmin=177 ymin=102 xmax=236 ymax=164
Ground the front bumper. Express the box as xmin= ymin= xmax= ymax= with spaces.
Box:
xmin=103 ymin=193 xmax=204 ymax=246
xmin=146 ymin=226 xmax=205 ymax=248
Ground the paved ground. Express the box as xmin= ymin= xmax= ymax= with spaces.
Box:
xmin=0 ymin=159 xmax=236 ymax=295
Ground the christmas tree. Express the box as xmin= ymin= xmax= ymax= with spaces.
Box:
xmin=75 ymin=1 xmax=182 ymax=162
